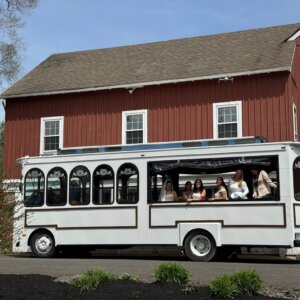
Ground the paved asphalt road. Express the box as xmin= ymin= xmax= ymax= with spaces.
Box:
xmin=0 ymin=253 xmax=300 ymax=289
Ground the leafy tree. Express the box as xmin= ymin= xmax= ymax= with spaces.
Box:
xmin=0 ymin=0 xmax=38 ymax=253
xmin=0 ymin=121 xmax=22 ymax=255
xmin=0 ymin=0 xmax=38 ymax=85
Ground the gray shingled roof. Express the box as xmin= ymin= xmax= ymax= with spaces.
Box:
xmin=2 ymin=23 xmax=300 ymax=99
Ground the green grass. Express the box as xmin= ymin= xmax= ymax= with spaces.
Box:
xmin=209 ymin=274 xmax=239 ymax=299
xmin=72 ymin=269 xmax=117 ymax=290
xmin=209 ymin=270 xmax=264 ymax=299
xmin=71 ymin=266 xmax=264 ymax=298
xmin=72 ymin=269 xmax=141 ymax=291
xmin=231 ymin=270 xmax=264 ymax=295
xmin=154 ymin=262 xmax=191 ymax=285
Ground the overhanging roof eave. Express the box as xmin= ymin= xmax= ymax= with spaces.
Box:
xmin=1 ymin=66 xmax=292 ymax=100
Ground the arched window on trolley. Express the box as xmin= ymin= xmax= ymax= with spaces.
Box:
xmin=69 ymin=165 xmax=91 ymax=205
xmin=46 ymin=167 xmax=67 ymax=206
xmin=24 ymin=168 xmax=45 ymax=207
xmin=117 ymin=163 xmax=139 ymax=204
xmin=93 ymin=164 xmax=114 ymax=205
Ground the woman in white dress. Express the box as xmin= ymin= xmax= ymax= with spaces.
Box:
xmin=228 ymin=169 xmax=249 ymax=199
xmin=209 ymin=177 xmax=228 ymax=200
xmin=188 ymin=178 xmax=206 ymax=201
xmin=159 ymin=180 xmax=177 ymax=202
xmin=181 ymin=181 xmax=193 ymax=200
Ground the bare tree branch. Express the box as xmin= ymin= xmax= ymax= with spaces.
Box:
xmin=0 ymin=0 xmax=38 ymax=85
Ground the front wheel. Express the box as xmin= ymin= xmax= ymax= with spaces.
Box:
xmin=184 ymin=230 xmax=216 ymax=261
xmin=30 ymin=231 xmax=56 ymax=258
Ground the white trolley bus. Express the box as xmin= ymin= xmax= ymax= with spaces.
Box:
xmin=13 ymin=137 xmax=300 ymax=261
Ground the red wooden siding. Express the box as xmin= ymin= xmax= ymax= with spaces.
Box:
xmin=4 ymin=72 xmax=293 ymax=179
xmin=290 ymin=37 xmax=300 ymax=140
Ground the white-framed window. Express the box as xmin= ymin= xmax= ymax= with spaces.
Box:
xmin=213 ymin=101 xmax=242 ymax=139
xmin=40 ymin=116 xmax=64 ymax=154
xmin=122 ymin=109 xmax=147 ymax=144
xmin=293 ymin=103 xmax=298 ymax=142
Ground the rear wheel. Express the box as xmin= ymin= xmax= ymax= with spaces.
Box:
xmin=30 ymin=231 xmax=55 ymax=258
xmin=184 ymin=230 xmax=216 ymax=261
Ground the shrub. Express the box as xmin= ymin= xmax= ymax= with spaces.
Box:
xmin=231 ymin=270 xmax=264 ymax=295
xmin=209 ymin=270 xmax=265 ymax=299
xmin=154 ymin=262 xmax=190 ymax=285
xmin=119 ymin=272 xmax=140 ymax=282
xmin=0 ymin=193 xmax=20 ymax=254
xmin=72 ymin=269 xmax=117 ymax=290
xmin=209 ymin=274 xmax=239 ymax=299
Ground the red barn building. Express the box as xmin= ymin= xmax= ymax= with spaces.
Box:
xmin=2 ymin=23 xmax=300 ymax=182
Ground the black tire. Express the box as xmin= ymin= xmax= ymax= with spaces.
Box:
xmin=184 ymin=230 xmax=216 ymax=262
xmin=30 ymin=231 xmax=55 ymax=258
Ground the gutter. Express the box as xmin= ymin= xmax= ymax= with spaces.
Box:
xmin=2 ymin=66 xmax=291 ymax=99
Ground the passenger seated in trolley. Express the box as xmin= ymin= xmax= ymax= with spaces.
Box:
xmin=188 ymin=178 xmax=206 ymax=201
xmin=159 ymin=180 xmax=177 ymax=202
xmin=209 ymin=176 xmax=228 ymax=201
xmin=228 ymin=169 xmax=249 ymax=199
xmin=26 ymin=190 xmax=44 ymax=206
xmin=251 ymin=166 xmax=277 ymax=199
xmin=180 ymin=181 xmax=193 ymax=200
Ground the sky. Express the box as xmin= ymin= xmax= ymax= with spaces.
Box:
xmin=1 ymin=0 xmax=300 ymax=120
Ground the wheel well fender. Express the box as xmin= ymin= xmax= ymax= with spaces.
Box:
xmin=28 ymin=228 xmax=55 ymax=247
xmin=179 ymin=223 xmax=221 ymax=247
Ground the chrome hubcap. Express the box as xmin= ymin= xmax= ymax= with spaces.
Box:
xmin=190 ymin=235 xmax=211 ymax=256
xmin=35 ymin=235 xmax=52 ymax=254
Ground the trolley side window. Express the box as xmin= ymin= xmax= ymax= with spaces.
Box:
xmin=93 ymin=164 xmax=114 ymax=205
xmin=46 ymin=167 xmax=67 ymax=206
xmin=69 ymin=165 xmax=90 ymax=206
xmin=294 ymin=157 xmax=300 ymax=200
xmin=24 ymin=168 xmax=45 ymax=207
xmin=117 ymin=163 xmax=139 ymax=204
xmin=148 ymin=155 xmax=279 ymax=203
